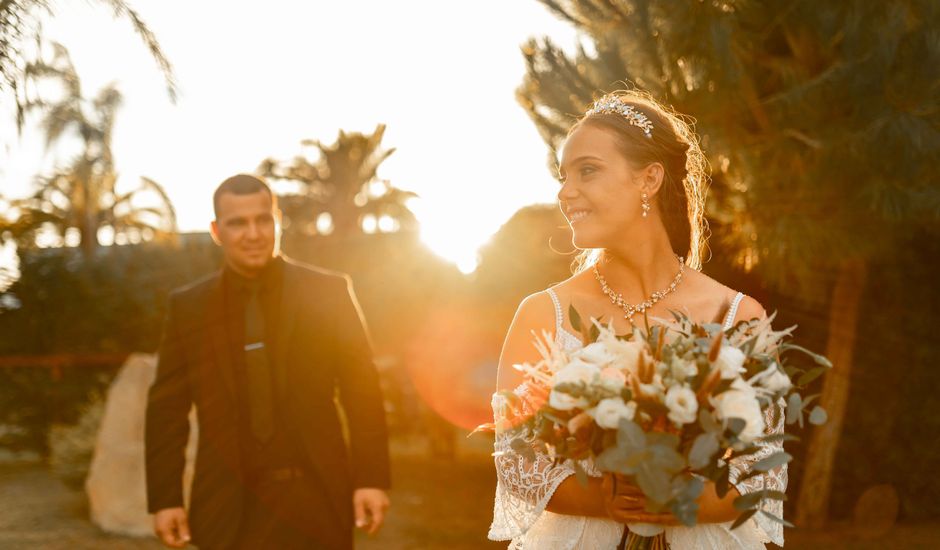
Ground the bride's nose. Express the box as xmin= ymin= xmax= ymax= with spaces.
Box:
xmin=557 ymin=179 xmax=579 ymax=203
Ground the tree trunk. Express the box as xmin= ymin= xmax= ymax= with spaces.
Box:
xmin=795 ymin=258 xmax=868 ymax=529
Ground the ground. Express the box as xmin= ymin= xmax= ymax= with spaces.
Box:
xmin=0 ymin=440 xmax=937 ymax=550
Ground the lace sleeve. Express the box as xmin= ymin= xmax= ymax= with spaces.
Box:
xmin=728 ymin=398 xmax=788 ymax=546
xmin=488 ymin=387 xmax=576 ymax=541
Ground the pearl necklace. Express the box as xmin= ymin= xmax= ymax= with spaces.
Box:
xmin=593 ymin=255 xmax=685 ymax=323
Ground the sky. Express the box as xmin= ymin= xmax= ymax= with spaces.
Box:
xmin=1 ymin=1 xmax=581 ymax=274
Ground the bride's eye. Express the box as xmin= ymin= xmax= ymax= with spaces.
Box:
xmin=580 ymin=165 xmax=597 ymax=177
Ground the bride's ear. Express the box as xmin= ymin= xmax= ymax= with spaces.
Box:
xmin=640 ymin=162 xmax=666 ymax=198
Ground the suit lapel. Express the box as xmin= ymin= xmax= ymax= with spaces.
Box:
xmin=273 ymin=260 xmax=299 ymax=400
xmin=206 ymin=275 xmax=238 ymax=401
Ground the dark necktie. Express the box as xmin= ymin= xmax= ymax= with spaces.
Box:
xmin=244 ymin=281 xmax=274 ymax=442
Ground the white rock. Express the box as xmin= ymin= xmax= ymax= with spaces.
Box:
xmin=85 ymin=353 xmax=198 ymax=536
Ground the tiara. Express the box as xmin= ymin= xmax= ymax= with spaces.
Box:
xmin=585 ymin=96 xmax=654 ymax=138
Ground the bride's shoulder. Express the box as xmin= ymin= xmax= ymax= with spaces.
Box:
xmin=686 ymin=270 xmax=767 ymax=322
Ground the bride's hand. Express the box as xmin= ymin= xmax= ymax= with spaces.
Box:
xmin=601 ymin=473 xmax=679 ymax=525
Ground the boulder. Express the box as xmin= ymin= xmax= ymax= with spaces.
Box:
xmin=85 ymin=353 xmax=197 ymax=536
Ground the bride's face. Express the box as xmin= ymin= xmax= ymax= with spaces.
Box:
xmin=557 ymin=124 xmax=647 ymax=250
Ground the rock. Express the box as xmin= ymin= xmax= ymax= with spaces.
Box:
xmin=85 ymin=353 xmax=198 ymax=536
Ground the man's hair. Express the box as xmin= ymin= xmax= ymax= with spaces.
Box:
xmin=213 ymin=174 xmax=277 ymax=219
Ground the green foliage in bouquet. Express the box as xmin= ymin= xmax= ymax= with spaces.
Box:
xmin=504 ymin=307 xmax=831 ymax=529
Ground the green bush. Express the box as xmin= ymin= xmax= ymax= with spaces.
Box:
xmin=0 ymin=235 xmax=221 ymax=454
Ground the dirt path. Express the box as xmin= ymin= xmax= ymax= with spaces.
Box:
xmin=2 ymin=452 xmax=937 ymax=549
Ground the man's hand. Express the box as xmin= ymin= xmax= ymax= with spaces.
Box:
xmin=153 ymin=507 xmax=191 ymax=548
xmin=353 ymin=488 xmax=390 ymax=536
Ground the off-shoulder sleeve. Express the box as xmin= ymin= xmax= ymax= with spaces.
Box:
xmin=728 ymin=398 xmax=788 ymax=547
xmin=488 ymin=388 xmax=576 ymax=541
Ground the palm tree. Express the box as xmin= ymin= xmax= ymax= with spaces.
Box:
xmin=516 ymin=0 xmax=939 ymax=527
xmin=259 ymin=124 xmax=418 ymax=241
xmin=1 ymin=43 xmax=177 ymax=257
xmin=1 ymin=0 xmax=176 ymax=129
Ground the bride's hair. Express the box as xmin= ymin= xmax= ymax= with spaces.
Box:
xmin=570 ymin=89 xmax=710 ymax=272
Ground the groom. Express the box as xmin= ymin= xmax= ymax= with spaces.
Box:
xmin=145 ymin=174 xmax=390 ymax=549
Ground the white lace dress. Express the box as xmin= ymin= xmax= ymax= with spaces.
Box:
xmin=488 ymin=289 xmax=788 ymax=550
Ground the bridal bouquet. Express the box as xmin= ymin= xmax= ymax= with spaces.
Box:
xmin=490 ymin=309 xmax=830 ymax=547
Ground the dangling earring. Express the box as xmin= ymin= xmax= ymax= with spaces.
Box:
xmin=641 ymin=192 xmax=651 ymax=218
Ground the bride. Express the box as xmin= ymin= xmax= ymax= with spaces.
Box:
xmin=488 ymin=91 xmax=787 ymax=549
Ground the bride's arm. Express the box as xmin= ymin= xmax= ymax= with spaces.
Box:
xmin=490 ymin=292 xmax=612 ymax=542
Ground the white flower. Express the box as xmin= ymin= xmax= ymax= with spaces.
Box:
xmin=638 ymin=373 xmax=666 ymax=401
xmin=711 ymin=383 xmax=765 ymax=442
xmin=664 ymin=385 xmax=698 ymax=425
xmin=590 ymin=397 xmax=637 ymax=429
xmin=714 ymin=346 xmax=747 ymax=379
xmin=598 ymin=329 xmax=647 ymax=375
xmin=549 ymin=390 xmax=588 ymax=411
xmin=599 ymin=367 xmax=627 ymax=393
xmin=548 ymin=360 xmax=600 ymax=410
xmin=575 ymin=342 xmax=617 ymax=368
xmin=754 ymin=363 xmax=792 ymax=394
xmin=669 ymin=357 xmax=698 ymax=382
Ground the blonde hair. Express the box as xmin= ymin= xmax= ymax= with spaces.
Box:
xmin=569 ymin=90 xmax=710 ymax=272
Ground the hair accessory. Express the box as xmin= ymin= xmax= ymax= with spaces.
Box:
xmin=585 ymin=95 xmax=654 ymax=138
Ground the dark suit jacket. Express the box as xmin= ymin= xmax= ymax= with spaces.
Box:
xmin=145 ymin=256 xmax=390 ymax=547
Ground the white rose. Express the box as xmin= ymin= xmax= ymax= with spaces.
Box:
xmin=552 ymin=359 xmax=600 ymax=386
xmin=598 ymin=330 xmax=647 ymax=375
xmin=638 ymin=373 xmax=666 ymax=401
xmin=664 ymin=385 xmax=698 ymax=425
xmin=755 ymin=363 xmax=792 ymax=394
xmin=590 ymin=397 xmax=637 ymax=429
xmin=714 ymin=346 xmax=747 ymax=379
xmin=548 ymin=360 xmax=600 ymax=411
xmin=549 ymin=390 xmax=588 ymax=411
xmin=575 ymin=342 xmax=617 ymax=368
xmin=669 ymin=357 xmax=698 ymax=382
xmin=711 ymin=386 xmax=765 ymax=442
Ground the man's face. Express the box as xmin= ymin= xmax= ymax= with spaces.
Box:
xmin=210 ymin=191 xmax=280 ymax=276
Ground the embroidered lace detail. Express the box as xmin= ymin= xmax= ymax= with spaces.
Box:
xmin=489 ymin=305 xmax=622 ymax=548
xmin=489 ymin=287 xmax=781 ymax=549
xmin=728 ymin=398 xmax=788 ymax=547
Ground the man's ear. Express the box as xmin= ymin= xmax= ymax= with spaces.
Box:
xmin=209 ymin=220 xmax=222 ymax=246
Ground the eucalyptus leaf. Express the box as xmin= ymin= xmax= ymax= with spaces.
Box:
xmin=809 ymin=406 xmax=828 ymax=425
xmin=785 ymin=344 xmax=833 ymax=368
xmin=760 ymin=510 xmax=796 ymax=528
xmin=758 ymin=433 xmax=800 ymax=444
xmin=689 ymin=433 xmax=720 ymax=470
xmin=670 ymin=496 xmax=700 ymax=527
xmin=636 ymin=462 xmax=672 ymax=505
xmin=699 ymin=409 xmax=720 ymax=433
xmin=573 ymin=461 xmax=589 ymax=487
xmin=596 ymin=446 xmax=634 ymax=475
xmin=786 ymin=394 xmax=802 ymax=425
xmin=648 ymin=443 xmax=686 ymax=473
xmin=733 ymin=491 xmax=764 ymax=511
xmin=752 ymin=452 xmax=793 ymax=472
xmin=730 ymin=508 xmax=758 ymax=530
xmin=617 ymin=418 xmax=646 ymax=453
xmin=726 ymin=417 xmax=747 ymax=437
xmin=569 ymin=305 xmax=583 ymax=333
xmin=797 ymin=366 xmax=827 ymax=386
xmin=715 ymin=465 xmax=731 ymax=498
